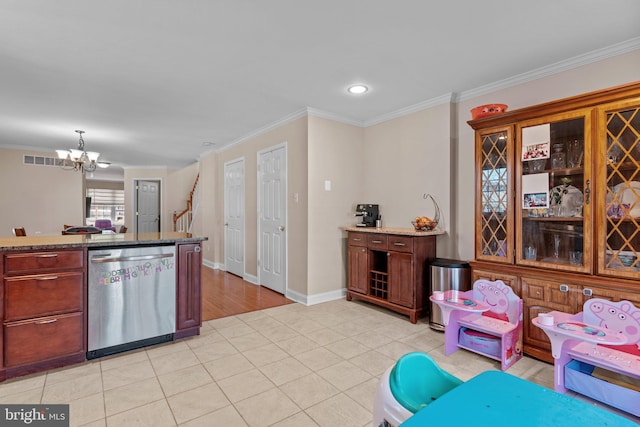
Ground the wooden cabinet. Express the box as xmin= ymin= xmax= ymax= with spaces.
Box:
xmin=347 ymin=232 xmax=369 ymax=295
xmin=2 ymin=249 xmax=86 ymax=378
xmin=521 ymin=276 xmax=579 ymax=362
xmin=346 ymin=229 xmax=437 ymax=323
xmin=469 ymin=81 xmax=640 ymax=360
xmin=175 ymin=242 xmax=202 ymax=338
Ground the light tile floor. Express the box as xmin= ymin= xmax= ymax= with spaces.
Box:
xmin=0 ymin=299 xmax=637 ymax=426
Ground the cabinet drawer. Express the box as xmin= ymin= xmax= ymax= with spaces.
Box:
xmin=348 ymin=232 xmax=367 ymax=247
xmin=367 ymin=234 xmax=388 ymax=250
xmin=4 ymin=272 xmax=83 ymax=321
xmin=4 ymin=312 xmax=84 ymax=367
xmin=388 ymin=236 xmax=413 ymax=253
xmin=5 ymin=250 xmax=84 ymax=274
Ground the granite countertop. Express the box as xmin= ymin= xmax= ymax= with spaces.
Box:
xmin=341 ymin=226 xmax=446 ymax=236
xmin=0 ymin=232 xmax=208 ymax=251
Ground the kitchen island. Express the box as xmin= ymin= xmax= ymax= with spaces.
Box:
xmin=0 ymin=232 xmax=206 ymax=382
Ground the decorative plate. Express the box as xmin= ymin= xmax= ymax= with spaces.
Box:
xmin=549 ymin=185 xmax=583 ymax=217
xmin=613 ymin=181 xmax=640 ymax=218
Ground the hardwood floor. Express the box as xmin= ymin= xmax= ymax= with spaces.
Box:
xmin=201 ymin=266 xmax=294 ymax=320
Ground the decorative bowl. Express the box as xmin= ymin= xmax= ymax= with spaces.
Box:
xmin=529 ymin=159 xmax=547 ymax=172
xmin=412 ymin=219 xmax=436 ymax=231
xmin=470 ymin=104 xmax=508 ymax=120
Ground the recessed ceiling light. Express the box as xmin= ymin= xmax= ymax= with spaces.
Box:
xmin=347 ymin=85 xmax=368 ymax=95
xmin=202 ymin=141 xmax=216 ymax=147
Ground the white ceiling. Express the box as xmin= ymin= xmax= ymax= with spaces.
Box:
xmin=2 ymin=1 xmax=640 ymax=178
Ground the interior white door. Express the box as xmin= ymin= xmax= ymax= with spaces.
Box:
xmin=258 ymin=145 xmax=286 ymax=294
xmin=136 ymin=180 xmax=160 ymax=233
xmin=224 ymin=159 xmax=245 ymax=277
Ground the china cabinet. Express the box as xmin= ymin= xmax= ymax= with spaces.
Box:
xmin=469 ymin=81 xmax=640 ymax=362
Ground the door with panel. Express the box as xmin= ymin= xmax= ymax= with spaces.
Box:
xmin=224 ymin=159 xmax=245 ymax=277
xmin=258 ymin=144 xmax=287 ymax=294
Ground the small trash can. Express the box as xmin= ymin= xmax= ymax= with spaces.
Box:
xmin=429 ymin=258 xmax=471 ymax=331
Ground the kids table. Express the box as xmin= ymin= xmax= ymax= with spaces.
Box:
xmin=532 ymin=311 xmax=628 ymax=392
xmin=400 ymin=370 xmax=638 ymax=427
xmin=429 ymin=290 xmax=490 ymax=326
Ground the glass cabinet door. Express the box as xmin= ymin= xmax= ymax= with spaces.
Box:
xmin=597 ymin=101 xmax=640 ymax=278
xmin=475 ymin=126 xmax=513 ymax=263
xmin=515 ymin=111 xmax=592 ymax=272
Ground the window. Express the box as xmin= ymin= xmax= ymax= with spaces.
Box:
xmin=86 ymin=187 xmax=125 ymax=227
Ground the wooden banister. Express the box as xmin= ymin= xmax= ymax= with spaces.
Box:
xmin=173 ymin=174 xmax=199 ymax=232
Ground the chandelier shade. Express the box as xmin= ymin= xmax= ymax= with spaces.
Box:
xmin=56 ymin=130 xmax=109 ymax=173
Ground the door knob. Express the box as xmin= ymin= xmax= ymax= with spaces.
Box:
xmin=279 ymin=225 xmax=285 ymax=231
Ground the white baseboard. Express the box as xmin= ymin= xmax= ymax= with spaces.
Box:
xmin=243 ymin=273 xmax=258 ymax=285
xmin=286 ymin=288 xmax=346 ymax=306
xmin=202 ymin=259 xmax=223 ymax=270
xmin=200 ymin=262 xmax=345 ymax=306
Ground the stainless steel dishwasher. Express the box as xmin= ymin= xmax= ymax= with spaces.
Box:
xmin=87 ymin=245 xmax=176 ymax=359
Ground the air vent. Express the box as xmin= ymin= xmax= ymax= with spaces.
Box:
xmin=23 ymin=155 xmax=64 ymax=167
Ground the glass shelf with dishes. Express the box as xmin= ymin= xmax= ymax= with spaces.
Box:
xmin=599 ymin=102 xmax=640 ymax=277
xmin=517 ymin=115 xmax=589 ymax=271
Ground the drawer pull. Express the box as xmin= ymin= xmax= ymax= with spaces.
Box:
xmin=371 ymin=240 xmax=382 ymax=244
xmin=393 ymin=242 xmax=406 ymax=246
xmin=559 ymin=284 xmax=569 ymax=292
xmin=583 ymin=288 xmax=593 ymax=297
xmin=36 ymin=254 xmax=58 ymax=258
xmin=36 ymin=276 xmax=59 ymax=281
xmin=35 ymin=319 xmax=57 ymax=325
xmin=352 ymin=238 xmax=362 ymax=241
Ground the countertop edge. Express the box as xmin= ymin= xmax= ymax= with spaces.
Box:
xmin=0 ymin=233 xmax=208 ymax=251
xmin=341 ymin=226 xmax=446 ymax=236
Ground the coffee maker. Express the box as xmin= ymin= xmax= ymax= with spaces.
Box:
xmin=354 ymin=204 xmax=379 ymax=227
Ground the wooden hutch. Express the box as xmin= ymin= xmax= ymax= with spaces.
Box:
xmin=468 ymin=81 xmax=640 ymax=362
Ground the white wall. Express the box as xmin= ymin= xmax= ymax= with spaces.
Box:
xmin=363 ymin=103 xmax=455 ymax=258
xmin=0 ymin=148 xmax=83 ymax=236
xmin=307 ymin=116 xmax=365 ymax=298
xmin=200 ymin=117 xmax=309 ymax=297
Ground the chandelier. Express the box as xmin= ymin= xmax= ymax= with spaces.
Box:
xmin=56 ymin=130 xmax=109 ymax=173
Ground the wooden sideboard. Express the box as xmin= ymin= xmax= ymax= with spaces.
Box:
xmin=344 ymin=227 xmax=442 ymax=323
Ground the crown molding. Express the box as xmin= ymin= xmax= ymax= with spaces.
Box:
xmin=364 ymin=92 xmax=456 ymax=127
xmin=217 ymin=108 xmax=308 ymax=153
xmin=458 ymin=37 xmax=640 ymax=102
xmin=306 ymin=107 xmax=365 ymax=127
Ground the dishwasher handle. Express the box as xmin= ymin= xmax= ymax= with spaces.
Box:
xmin=91 ymin=253 xmax=174 ymax=263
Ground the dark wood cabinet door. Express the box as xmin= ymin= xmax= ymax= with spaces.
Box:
xmin=347 ymin=245 xmax=368 ymax=294
xmin=176 ymin=243 xmax=202 ymax=333
xmin=521 ymin=276 xmax=578 ymax=359
xmin=388 ymin=251 xmax=414 ymax=308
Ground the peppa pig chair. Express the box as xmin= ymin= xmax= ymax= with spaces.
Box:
xmin=440 ymin=279 xmax=523 ymax=371
xmin=552 ymin=298 xmax=640 ymax=417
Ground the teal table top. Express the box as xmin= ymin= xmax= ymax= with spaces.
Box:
xmin=400 ymin=370 xmax=637 ymax=427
